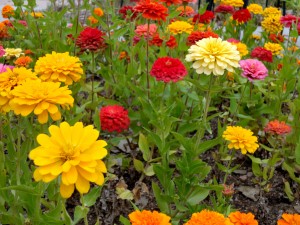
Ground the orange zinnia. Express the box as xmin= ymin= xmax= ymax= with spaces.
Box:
xmin=264 ymin=120 xmax=291 ymax=135
xmin=277 ymin=213 xmax=300 ymax=225
xmin=0 ymin=22 xmax=9 ymax=38
xmin=129 ymin=210 xmax=171 ymax=225
xmin=94 ymin=7 xmax=104 ymax=17
xmin=2 ymin=5 xmax=14 ymax=18
xmin=134 ymin=0 xmax=168 ymax=21
xmin=226 ymin=211 xmax=258 ymax=225
xmin=14 ymin=56 xmax=33 ymax=67
xmin=176 ymin=6 xmax=195 ymax=17
xmin=184 ymin=210 xmax=227 ymax=225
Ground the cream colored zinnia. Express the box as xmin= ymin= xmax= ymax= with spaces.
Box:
xmin=34 ymin=51 xmax=83 ymax=85
xmin=168 ymin=20 xmax=194 ymax=35
xmin=0 ymin=67 xmax=37 ymax=112
xmin=29 ymin=121 xmax=108 ymax=198
xmin=4 ymin=48 xmax=24 ymax=59
xmin=185 ymin=37 xmax=240 ymax=76
xmin=10 ymin=79 xmax=74 ymax=124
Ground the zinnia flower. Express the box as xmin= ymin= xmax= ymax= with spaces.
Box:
xmin=94 ymin=7 xmax=104 ymax=17
xmin=88 ymin=16 xmax=98 ymax=25
xmin=264 ymin=42 xmax=283 ymax=56
xmin=222 ymin=126 xmax=259 ymax=154
xmin=233 ymin=9 xmax=252 ymax=24
xmin=134 ymin=0 xmax=168 ymax=21
xmin=166 ymin=35 xmax=177 ymax=48
xmin=247 ymin=4 xmax=263 ymax=14
xmin=0 ymin=46 xmax=5 ymax=57
xmin=0 ymin=67 xmax=36 ymax=112
xmin=30 ymin=12 xmax=44 ymax=18
xmin=251 ymin=47 xmax=273 ymax=63
xmin=220 ymin=0 xmax=244 ymax=7
xmin=239 ymin=59 xmax=268 ymax=81
xmin=277 ymin=213 xmax=300 ymax=225
xmin=184 ymin=209 xmax=227 ymax=225
xmin=76 ymin=27 xmax=106 ymax=52
xmin=264 ymin=120 xmax=291 ymax=135
xmin=176 ymin=6 xmax=195 ymax=17
xmin=14 ymin=56 xmax=33 ymax=67
xmin=10 ymin=80 xmax=74 ymax=124
xmin=129 ymin=210 xmax=171 ymax=225
xmin=2 ymin=5 xmax=14 ymax=18
xmin=34 ymin=51 xmax=83 ymax=85
xmin=159 ymin=0 xmax=182 ymax=6
xmin=135 ymin=24 xmax=157 ymax=38
xmin=280 ymin=14 xmax=297 ymax=27
xmin=29 ymin=122 xmax=107 ymax=198
xmin=263 ymin=7 xmax=281 ymax=18
xmin=269 ymin=33 xmax=284 ymax=43
xmin=215 ymin=5 xmax=234 ymax=14
xmin=261 ymin=15 xmax=283 ymax=33
xmin=186 ymin=37 xmax=240 ymax=76
xmin=226 ymin=211 xmax=258 ymax=225
xmin=119 ymin=5 xmax=138 ymax=20
xmin=231 ymin=42 xmax=248 ymax=57
xmin=192 ymin=11 xmax=215 ymax=24
xmin=168 ymin=20 xmax=194 ymax=34
xmin=150 ymin=57 xmax=187 ymax=83
xmin=4 ymin=48 xmax=23 ymax=59
xmin=100 ymin=105 xmax=130 ymax=133
xmin=252 ymin=34 xmax=261 ymax=40
xmin=0 ymin=22 xmax=10 ymax=39
xmin=0 ymin=63 xmax=14 ymax=73
xmin=187 ymin=30 xmax=219 ymax=46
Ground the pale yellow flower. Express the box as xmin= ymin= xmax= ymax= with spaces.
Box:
xmin=185 ymin=37 xmax=240 ymax=76
xmin=168 ymin=21 xmax=194 ymax=35
xmin=29 ymin=121 xmax=108 ymax=198
xmin=4 ymin=48 xmax=23 ymax=59
xmin=264 ymin=42 xmax=283 ymax=55
xmin=261 ymin=15 xmax=283 ymax=33
xmin=247 ymin=4 xmax=263 ymax=14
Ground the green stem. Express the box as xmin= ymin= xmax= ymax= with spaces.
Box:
xmin=230 ymin=80 xmax=248 ymax=125
xmin=80 ymin=194 xmax=88 ymax=225
xmin=16 ymin=117 xmax=22 ymax=185
xmin=223 ymin=149 xmax=235 ymax=184
xmin=146 ymin=19 xmax=150 ymax=99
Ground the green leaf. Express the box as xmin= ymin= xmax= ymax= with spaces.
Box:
xmin=139 ymin=133 xmax=151 ymax=161
xmin=83 ymin=186 xmax=102 ymax=207
xmin=144 ymin=165 xmax=155 ymax=176
xmin=283 ymin=180 xmax=295 ymax=201
xmin=119 ymin=215 xmax=131 ymax=225
xmin=0 ymin=185 xmax=40 ymax=195
xmin=295 ymin=137 xmax=300 ymax=165
xmin=73 ymin=206 xmax=89 ymax=225
xmin=117 ymin=189 xmax=134 ymax=200
xmin=133 ymin=159 xmax=144 ymax=173
xmin=197 ymin=136 xmax=222 ymax=154
xmin=152 ymin=182 xmax=169 ymax=213
xmin=186 ymin=187 xmax=210 ymax=205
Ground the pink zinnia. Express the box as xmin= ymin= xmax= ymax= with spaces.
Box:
xmin=135 ymin=24 xmax=157 ymax=39
xmin=280 ymin=14 xmax=297 ymax=27
xmin=0 ymin=46 xmax=5 ymax=57
xmin=18 ymin=20 xmax=27 ymax=26
xmin=215 ymin=5 xmax=234 ymax=14
xmin=0 ymin=63 xmax=14 ymax=73
xmin=239 ymin=59 xmax=268 ymax=81
xmin=227 ymin=38 xmax=240 ymax=43
xmin=150 ymin=57 xmax=187 ymax=83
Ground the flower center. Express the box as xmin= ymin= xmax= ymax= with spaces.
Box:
xmin=165 ymin=60 xmax=172 ymax=66
xmin=61 ymin=143 xmax=78 ymax=161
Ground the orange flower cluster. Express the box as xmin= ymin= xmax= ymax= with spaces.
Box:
xmin=0 ymin=22 xmax=9 ymax=39
xmin=277 ymin=213 xmax=300 ymax=225
xmin=129 ymin=210 xmax=171 ymax=225
xmin=2 ymin=5 xmax=14 ymax=18
xmin=227 ymin=211 xmax=258 ymax=225
xmin=14 ymin=56 xmax=33 ymax=67
xmin=264 ymin=120 xmax=292 ymax=135
xmin=134 ymin=0 xmax=168 ymax=21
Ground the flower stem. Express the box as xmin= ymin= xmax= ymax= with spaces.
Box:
xmin=80 ymin=194 xmax=88 ymax=225
xmin=146 ymin=19 xmax=150 ymax=99
xmin=223 ymin=149 xmax=235 ymax=184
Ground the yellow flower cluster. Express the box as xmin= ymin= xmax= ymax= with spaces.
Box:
xmin=261 ymin=15 xmax=283 ymax=34
xmin=168 ymin=21 xmax=194 ymax=35
xmin=34 ymin=51 xmax=83 ymax=85
xmin=222 ymin=126 xmax=259 ymax=154
xmin=10 ymin=80 xmax=74 ymax=124
xmin=264 ymin=42 xmax=283 ymax=55
xmin=186 ymin=37 xmax=240 ymax=76
xmin=231 ymin=42 xmax=248 ymax=57
xmin=30 ymin=12 xmax=44 ymax=18
xmin=252 ymin=34 xmax=261 ymax=40
xmin=247 ymin=4 xmax=263 ymax=14
xmin=4 ymin=48 xmax=24 ymax=59
xmin=0 ymin=67 xmax=37 ymax=112
xmin=220 ymin=0 xmax=244 ymax=7
xmin=29 ymin=122 xmax=108 ymax=198
xmin=263 ymin=6 xmax=281 ymax=17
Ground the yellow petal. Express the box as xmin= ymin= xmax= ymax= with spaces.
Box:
xmin=37 ymin=110 xmax=48 ymax=124
xmin=62 ymin=166 xmax=78 ymax=185
xmin=94 ymin=173 xmax=104 ymax=186
xmin=60 ymin=183 xmax=74 ymax=198
xmin=75 ymin=174 xmax=90 ymax=194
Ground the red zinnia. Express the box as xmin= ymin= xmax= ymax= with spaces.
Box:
xmin=149 ymin=34 xmax=163 ymax=47
xmin=187 ymin=30 xmax=219 ymax=46
xmin=76 ymin=27 xmax=106 ymax=52
xmin=215 ymin=5 xmax=234 ymax=14
xmin=166 ymin=36 xmax=177 ymax=48
xmin=280 ymin=14 xmax=297 ymax=27
xmin=192 ymin=11 xmax=215 ymax=24
xmin=251 ymin=47 xmax=273 ymax=63
xmin=134 ymin=0 xmax=168 ymax=21
xmin=100 ymin=105 xmax=130 ymax=133
xmin=150 ymin=57 xmax=187 ymax=83
xmin=159 ymin=0 xmax=181 ymax=6
xmin=264 ymin=120 xmax=292 ymax=135
xmin=269 ymin=33 xmax=284 ymax=43
xmin=119 ymin=5 xmax=138 ymax=20
xmin=233 ymin=9 xmax=252 ymax=24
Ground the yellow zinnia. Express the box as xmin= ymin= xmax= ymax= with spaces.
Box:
xmin=29 ymin=122 xmax=108 ymax=198
xmin=168 ymin=21 xmax=194 ymax=35
xmin=9 ymin=79 xmax=74 ymax=124
xmin=30 ymin=12 xmax=44 ymax=18
xmin=247 ymin=4 xmax=263 ymax=14
xmin=222 ymin=126 xmax=259 ymax=154
xmin=34 ymin=51 xmax=83 ymax=85
xmin=4 ymin=48 xmax=23 ymax=59
xmin=220 ymin=0 xmax=244 ymax=7
xmin=261 ymin=15 xmax=283 ymax=34
xmin=0 ymin=67 xmax=37 ymax=112
xmin=264 ymin=42 xmax=283 ymax=56
xmin=129 ymin=210 xmax=171 ymax=225
xmin=231 ymin=42 xmax=248 ymax=57
xmin=186 ymin=37 xmax=240 ymax=76
xmin=263 ymin=6 xmax=281 ymax=18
